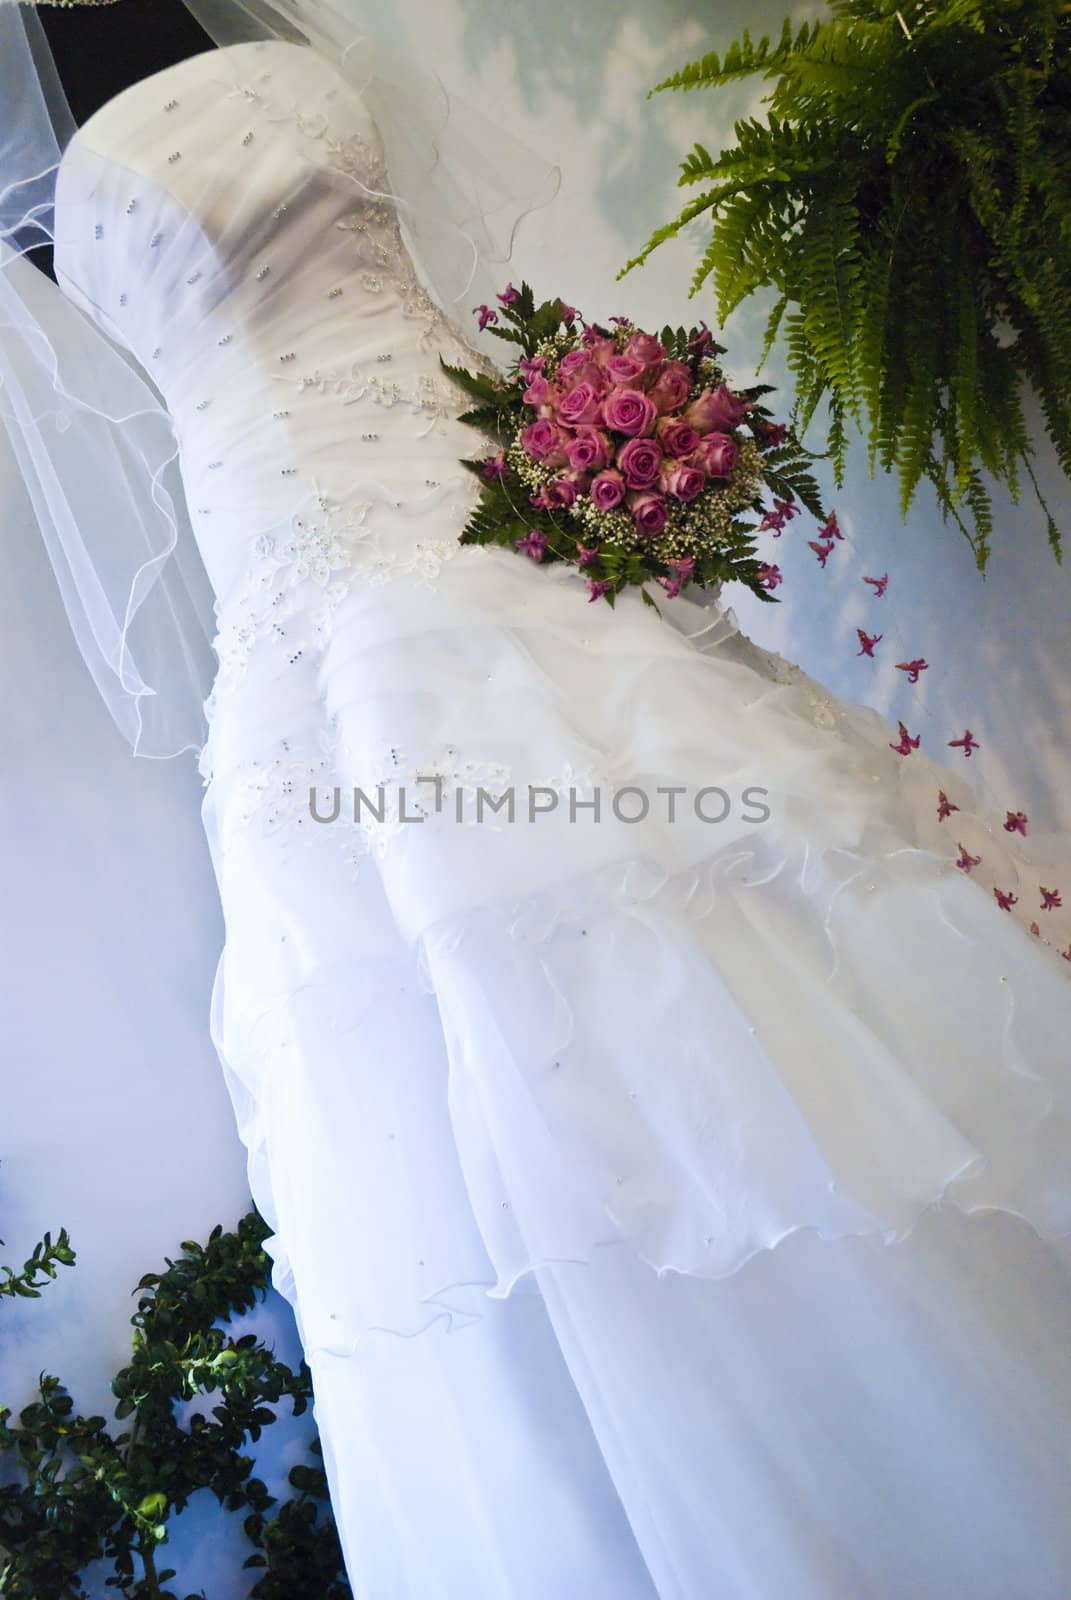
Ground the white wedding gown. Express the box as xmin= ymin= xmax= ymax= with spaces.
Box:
xmin=54 ymin=39 xmax=1071 ymax=1600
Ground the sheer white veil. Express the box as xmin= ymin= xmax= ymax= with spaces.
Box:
xmin=180 ymin=0 xmax=562 ymax=321
xmin=0 ymin=0 xmax=559 ymax=758
xmin=0 ymin=4 xmax=218 ymax=758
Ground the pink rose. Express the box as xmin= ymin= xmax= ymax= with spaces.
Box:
xmin=708 ymin=382 xmax=749 ymax=430
xmin=590 ymin=469 xmax=626 ymax=510
xmin=557 ymin=349 xmax=591 ymax=384
xmin=654 ymin=416 xmax=699 ymax=458
xmin=544 ymin=474 xmax=581 ymax=509
xmin=647 ymin=359 xmax=693 ymax=414
xmin=605 ymin=353 xmax=648 ymax=388
xmin=660 ymin=461 xmax=706 ymax=502
xmin=603 ymin=387 xmax=657 ymax=438
xmin=617 ymin=435 xmax=663 ymax=490
xmin=566 ymin=426 xmax=612 ymax=473
xmin=586 ymin=335 xmax=619 ymax=369
xmin=557 ymin=381 xmax=603 ymax=428
xmin=567 ymin=358 xmax=608 ymax=396
xmin=589 ymin=339 xmax=621 ymax=372
xmin=684 ymin=382 xmax=747 ymax=434
xmin=628 ymin=490 xmax=669 ymax=536
xmin=521 ymin=418 xmax=568 ymax=467
xmin=523 ymin=373 xmax=553 ymax=409
xmin=624 ymin=331 xmax=667 ymax=371
xmin=689 ymin=431 xmax=738 ymax=478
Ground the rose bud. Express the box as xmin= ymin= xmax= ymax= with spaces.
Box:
xmin=628 ymin=490 xmax=669 ymax=536
xmin=545 ymin=474 xmax=580 ymax=509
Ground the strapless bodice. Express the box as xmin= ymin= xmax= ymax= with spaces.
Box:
xmin=53 ymin=40 xmax=488 ymax=602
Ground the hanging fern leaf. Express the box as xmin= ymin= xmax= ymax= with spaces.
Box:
xmin=650 ymin=19 xmax=820 ymax=97
xmin=679 ymin=143 xmax=719 ymax=184
xmin=623 ymin=0 xmax=1071 ymax=565
xmin=758 ymin=296 xmax=789 ymax=374
xmin=621 ymin=185 xmax=736 ymax=279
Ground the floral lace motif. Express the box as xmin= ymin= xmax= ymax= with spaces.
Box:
xmin=203 ymin=477 xmax=482 ymax=746
xmin=236 ymin=68 xmax=503 ymax=382
xmin=206 ymin=492 xmax=373 ymax=708
xmin=273 ymin=363 xmax=457 ymax=437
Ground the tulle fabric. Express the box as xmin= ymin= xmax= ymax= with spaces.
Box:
xmin=0 ymin=241 xmax=218 ymax=757
xmin=180 ymin=0 xmax=562 ymax=319
xmin=204 ymin=558 xmax=1071 ymax=1596
xmin=303 ymin=1215 xmax=1071 ymax=1600
xmin=202 ymin=547 xmax=1071 ymax=1359
xmin=0 ymin=6 xmax=218 ymax=758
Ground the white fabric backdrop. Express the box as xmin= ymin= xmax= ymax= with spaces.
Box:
xmin=2 ymin=2 xmax=1070 ymax=1594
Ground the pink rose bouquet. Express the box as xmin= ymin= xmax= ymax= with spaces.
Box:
xmin=444 ymin=283 xmax=827 ymax=605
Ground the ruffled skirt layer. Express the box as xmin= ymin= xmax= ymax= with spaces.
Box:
xmin=199 ymin=542 xmax=1071 ymax=1598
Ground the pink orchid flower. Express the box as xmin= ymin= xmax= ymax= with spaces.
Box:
xmin=890 ymin=721 xmax=920 ymax=755
xmin=949 ymin=730 xmax=980 ymax=758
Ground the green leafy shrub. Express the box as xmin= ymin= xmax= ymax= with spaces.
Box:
xmin=621 ymin=0 xmax=1071 ymax=567
xmin=0 ymin=1213 xmax=349 ymax=1600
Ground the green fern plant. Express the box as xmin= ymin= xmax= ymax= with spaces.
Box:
xmin=620 ymin=0 xmax=1071 ymax=567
